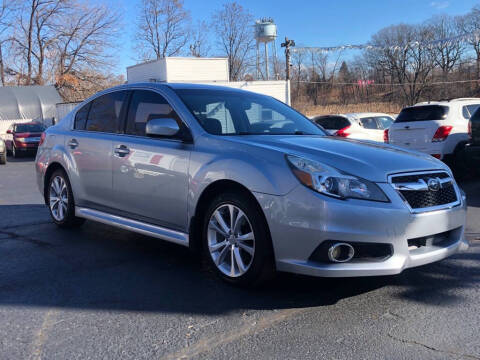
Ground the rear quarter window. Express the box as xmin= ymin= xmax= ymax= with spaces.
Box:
xmin=315 ymin=116 xmax=350 ymax=130
xmin=395 ymin=105 xmax=449 ymax=123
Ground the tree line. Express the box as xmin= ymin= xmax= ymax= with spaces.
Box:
xmin=0 ymin=0 xmax=255 ymax=101
xmin=291 ymin=6 xmax=480 ymax=113
xmin=1 ymin=0 xmax=479 ymax=109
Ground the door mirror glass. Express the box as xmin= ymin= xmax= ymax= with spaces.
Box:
xmin=146 ymin=118 xmax=180 ymax=137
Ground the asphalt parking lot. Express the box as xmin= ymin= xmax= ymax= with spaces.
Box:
xmin=0 ymin=157 xmax=479 ymax=360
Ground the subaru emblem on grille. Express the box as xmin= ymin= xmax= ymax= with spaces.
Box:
xmin=427 ymin=178 xmax=441 ymax=192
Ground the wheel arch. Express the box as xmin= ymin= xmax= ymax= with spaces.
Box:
xmin=43 ymin=162 xmax=67 ymax=204
xmin=188 ymin=179 xmax=273 ymax=255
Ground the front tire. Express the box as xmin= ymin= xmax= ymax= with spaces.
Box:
xmin=202 ymin=191 xmax=275 ymax=286
xmin=12 ymin=145 xmax=18 ymax=158
xmin=0 ymin=152 xmax=6 ymax=165
xmin=47 ymin=169 xmax=85 ymax=228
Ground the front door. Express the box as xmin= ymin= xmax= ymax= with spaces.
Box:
xmin=111 ymin=89 xmax=191 ymax=232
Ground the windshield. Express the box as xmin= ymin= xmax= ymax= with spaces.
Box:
xmin=395 ymin=105 xmax=449 ymax=123
xmin=174 ymin=88 xmax=326 ymax=136
xmin=15 ymin=123 xmax=45 ymax=133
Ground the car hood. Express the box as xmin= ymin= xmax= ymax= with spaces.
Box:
xmin=225 ymin=135 xmax=446 ymax=182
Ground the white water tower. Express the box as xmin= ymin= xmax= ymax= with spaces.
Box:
xmin=255 ymin=18 xmax=278 ymax=80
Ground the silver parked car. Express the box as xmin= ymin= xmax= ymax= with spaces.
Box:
xmin=35 ymin=83 xmax=468 ymax=285
xmin=0 ymin=137 xmax=6 ymax=164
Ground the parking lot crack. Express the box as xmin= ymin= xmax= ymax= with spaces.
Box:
xmin=387 ymin=333 xmax=480 ymax=359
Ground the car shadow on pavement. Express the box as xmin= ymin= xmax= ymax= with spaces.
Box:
xmin=5 ymin=155 xmax=37 ymax=163
xmin=0 ymin=204 xmax=479 ymax=314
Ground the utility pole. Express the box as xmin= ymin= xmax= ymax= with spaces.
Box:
xmin=281 ymin=37 xmax=295 ymax=80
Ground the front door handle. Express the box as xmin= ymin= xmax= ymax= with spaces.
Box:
xmin=67 ymin=139 xmax=79 ymax=149
xmin=114 ymin=145 xmax=130 ymax=157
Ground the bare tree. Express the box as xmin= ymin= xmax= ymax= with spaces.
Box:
xmin=368 ymin=24 xmax=435 ymax=104
xmin=0 ymin=0 xmax=16 ymax=85
xmin=212 ymin=2 xmax=254 ymax=81
xmin=426 ymin=15 xmax=464 ymax=98
xmin=189 ymin=20 xmax=210 ymax=57
xmin=457 ymin=6 xmax=480 ymax=86
xmin=54 ymin=2 xmax=121 ymax=94
xmin=136 ymin=0 xmax=190 ymax=60
xmin=11 ymin=0 xmax=71 ymax=85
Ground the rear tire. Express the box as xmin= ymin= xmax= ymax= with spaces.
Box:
xmin=202 ymin=191 xmax=275 ymax=286
xmin=47 ymin=169 xmax=85 ymax=228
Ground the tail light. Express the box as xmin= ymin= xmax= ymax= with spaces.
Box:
xmin=432 ymin=126 xmax=453 ymax=142
xmin=39 ymin=132 xmax=46 ymax=146
xmin=336 ymin=125 xmax=351 ymax=137
xmin=384 ymin=129 xmax=389 ymax=143
xmin=468 ymin=120 xmax=472 ymax=140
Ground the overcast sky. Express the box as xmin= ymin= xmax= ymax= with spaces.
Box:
xmin=106 ymin=0 xmax=480 ymax=75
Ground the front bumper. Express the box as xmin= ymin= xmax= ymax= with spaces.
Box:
xmin=254 ymin=182 xmax=468 ymax=277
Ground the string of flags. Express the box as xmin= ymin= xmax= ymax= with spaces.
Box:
xmin=292 ymin=31 xmax=480 ymax=54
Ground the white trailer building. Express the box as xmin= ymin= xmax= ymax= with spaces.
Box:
xmin=126 ymin=57 xmax=291 ymax=105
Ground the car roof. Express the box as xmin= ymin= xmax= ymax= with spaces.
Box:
xmin=413 ymin=98 xmax=480 ymax=106
xmin=104 ymin=82 xmax=260 ymax=96
xmin=343 ymin=112 xmax=393 ymax=118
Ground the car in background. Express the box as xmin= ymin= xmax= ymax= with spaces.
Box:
xmin=0 ymin=137 xmax=6 ymax=164
xmin=465 ymin=106 xmax=480 ymax=175
xmin=312 ymin=113 xmax=394 ymax=142
xmin=386 ymin=99 xmax=480 ymax=167
xmin=5 ymin=122 xmax=46 ymax=158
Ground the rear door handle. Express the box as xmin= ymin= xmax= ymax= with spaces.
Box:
xmin=67 ymin=139 xmax=79 ymax=149
xmin=114 ymin=145 xmax=130 ymax=157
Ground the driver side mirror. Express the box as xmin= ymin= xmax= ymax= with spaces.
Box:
xmin=6 ymin=130 xmax=12 ymax=134
xmin=146 ymin=118 xmax=180 ymax=138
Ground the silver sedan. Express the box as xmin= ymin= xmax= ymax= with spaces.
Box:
xmin=35 ymin=83 xmax=468 ymax=285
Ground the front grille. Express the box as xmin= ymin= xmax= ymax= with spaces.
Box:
xmin=400 ymin=184 xmax=457 ymax=209
xmin=390 ymin=171 xmax=459 ymax=211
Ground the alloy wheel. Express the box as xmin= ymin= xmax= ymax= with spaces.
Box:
xmin=207 ymin=204 xmax=255 ymax=277
xmin=49 ymin=176 xmax=68 ymax=221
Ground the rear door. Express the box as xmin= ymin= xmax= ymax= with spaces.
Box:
xmin=111 ymin=89 xmax=191 ymax=232
xmin=389 ymin=105 xmax=449 ymax=151
xmin=357 ymin=116 xmax=384 ymax=142
xmin=67 ymin=90 xmax=129 ymax=209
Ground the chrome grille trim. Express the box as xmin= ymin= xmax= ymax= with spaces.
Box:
xmin=388 ymin=170 xmax=461 ymax=213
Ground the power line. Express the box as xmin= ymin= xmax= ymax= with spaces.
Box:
xmin=292 ymin=31 xmax=480 ymax=54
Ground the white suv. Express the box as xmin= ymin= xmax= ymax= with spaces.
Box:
xmin=313 ymin=113 xmax=394 ymax=143
xmin=387 ymin=98 xmax=480 ymax=163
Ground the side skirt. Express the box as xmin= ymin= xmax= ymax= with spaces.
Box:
xmin=75 ymin=207 xmax=189 ymax=247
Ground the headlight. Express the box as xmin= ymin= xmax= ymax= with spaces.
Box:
xmin=15 ymin=137 xmax=26 ymax=142
xmin=286 ymin=155 xmax=389 ymax=202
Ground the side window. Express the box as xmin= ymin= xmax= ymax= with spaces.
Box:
xmin=462 ymin=106 xmax=470 ymax=120
xmin=466 ymin=104 xmax=480 ymax=120
xmin=85 ymin=91 xmax=128 ymax=133
xmin=74 ymin=103 xmax=91 ymax=130
xmin=126 ymin=90 xmax=181 ymax=136
xmin=360 ymin=117 xmax=379 ymax=130
xmin=375 ymin=116 xmax=394 ymax=130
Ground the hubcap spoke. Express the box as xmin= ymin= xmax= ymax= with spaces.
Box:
xmin=233 ymin=247 xmax=246 ymax=273
xmin=214 ymin=210 xmax=230 ymax=235
xmin=209 ymin=220 xmax=228 ymax=238
xmin=236 ymin=232 xmax=254 ymax=242
xmin=230 ymin=246 xmax=235 ymax=276
xmin=209 ymin=240 xmax=227 ymax=253
xmin=215 ymin=245 xmax=230 ymax=266
xmin=237 ymin=241 xmax=254 ymax=256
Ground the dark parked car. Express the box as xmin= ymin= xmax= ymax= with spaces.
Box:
xmin=5 ymin=122 xmax=46 ymax=158
xmin=466 ymin=107 xmax=480 ymax=174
